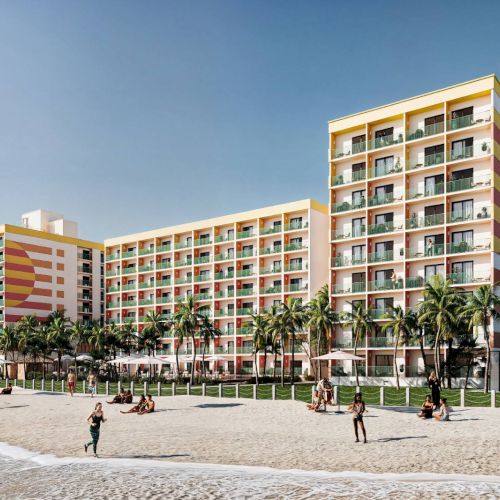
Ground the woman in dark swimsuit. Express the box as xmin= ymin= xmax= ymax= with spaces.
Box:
xmin=85 ymin=402 xmax=106 ymax=457
xmin=348 ymin=392 xmax=367 ymax=443
xmin=428 ymin=371 xmax=441 ymax=409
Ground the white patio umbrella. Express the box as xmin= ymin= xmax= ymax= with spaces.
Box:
xmin=312 ymin=350 xmax=365 ymax=413
xmin=76 ymin=354 xmax=94 ymax=363
xmin=0 ymin=359 xmax=13 ymax=364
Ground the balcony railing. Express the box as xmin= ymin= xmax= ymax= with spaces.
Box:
xmin=285 ymin=243 xmax=306 ymax=252
xmin=368 ymin=133 xmax=404 ymax=151
xmin=122 ymin=251 xmax=136 ymax=258
xmin=138 ymin=265 xmax=154 ymax=273
xmin=260 ymin=225 xmax=282 ymax=235
xmin=332 ymin=199 xmax=366 ymax=214
xmin=139 ymin=247 xmax=155 ymax=256
xmin=285 ymin=262 xmax=306 ymax=272
xmin=107 ymin=301 xmax=120 ymax=309
xmin=368 ymin=337 xmax=395 ymax=348
xmin=284 ymin=221 xmax=308 ymax=231
xmin=332 ymin=339 xmax=354 ymax=349
xmin=106 ymin=253 xmax=120 ymax=261
xmin=331 ymin=169 xmax=366 ymax=186
xmin=157 ymin=296 xmax=172 ymax=304
xmin=260 ymin=266 xmax=282 ymax=274
xmin=406 ymin=213 xmax=445 ymax=230
xmin=406 ymin=121 xmax=445 ymax=141
xmin=260 ymin=246 xmax=282 ymax=255
xmin=175 ymin=277 xmax=192 ymax=285
xmin=406 ymin=276 xmax=426 ymax=289
xmin=369 ymin=160 xmax=403 ymax=178
xmin=122 ymin=283 xmax=136 ymax=291
xmin=332 ymin=141 xmax=367 ymax=159
xmin=215 ymin=234 xmax=234 ymax=243
xmin=367 ymin=279 xmax=404 ymax=292
xmin=122 ymin=267 xmax=137 ymax=275
xmin=139 ymin=299 xmax=153 ymax=306
xmin=237 ymin=230 xmax=256 ymax=239
xmin=214 ymin=309 xmax=234 ymax=318
xmin=138 ymin=281 xmax=155 ymax=289
xmin=446 ymin=174 xmax=491 ymax=193
xmin=367 ymin=365 xmax=393 ymax=377
xmin=260 ymin=286 xmax=282 ymax=294
xmin=407 ymin=182 xmax=444 ymax=200
xmin=214 ymin=271 xmax=235 ymax=280
xmin=407 ymin=151 xmax=445 ymax=171
xmin=236 ymin=326 xmax=253 ymax=336
xmin=406 ymin=244 xmax=445 ymax=259
xmin=214 ymin=253 xmax=233 ymax=262
xmin=195 ymin=293 xmax=212 ymax=301
xmin=332 ymin=255 xmax=366 ymax=267
xmin=194 ymin=274 xmax=211 ymax=282
xmin=367 ymin=221 xmax=402 ymax=235
xmin=106 ymin=285 xmax=121 ymax=293
xmin=157 ymin=279 xmax=172 ymax=287
xmin=285 ymin=284 xmax=307 ymax=292
xmin=447 ymin=142 xmax=491 ymax=162
xmin=175 ymin=241 xmax=192 ymax=250
xmin=194 ymin=256 xmax=211 ymax=265
xmin=370 ymin=309 xmax=391 ymax=319
xmin=332 ymin=226 xmax=366 ymax=240
xmin=156 ymin=262 xmax=172 ymax=270
xmin=122 ymin=300 xmax=137 ymax=307
xmin=194 ymin=238 xmax=212 ymax=247
xmin=236 ymin=250 xmax=256 ymax=259
xmin=106 ymin=270 xmax=119 ymax=277
xmin=236 ymin=269 xmax=255 ymax=278
xmin=368 ymin=192 xmax=402 ymax=207
xmin=447 ymin=272 xmax=490 ymax=285
xmin=447 ymin=109 xmax=492 ymax=131
xmin=214 ymin=290 xmax=235 ymax=299
xmin=447 ymin=206 xmax=491 ymax=224
xmin=174 ymin=259 xmax=192 ymax=267
xmin=237 ymin=288 xmax=255 ymax=297
xmin=447 ymin=240 xmax=491 ymax=255
xmin=237 ymin=308 xmax=256 ymax=316
xmin=332 ymin=282 xmax=366 ymax=294
xmin=156 ymin=244 xmax=171 ymax=253
xmin=236 ymin=346 xmax=254 ymax=355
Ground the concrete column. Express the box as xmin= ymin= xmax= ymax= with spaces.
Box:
xmin=253 ymin=385 xmax=257 ymax=399
xmin=187 ymin=382 xmax=190 ymax=396
xmin=202 ymin=383 xmax=207 ymax=397
xmin=460 ymin=389 xmax=465 ymax=407
xmin=272 ymin=384 xmax=276 ymax=400
xmin=235 ymin=383 xmax=240 ymax=398
xmin=492 ymin=390 xmax=496 ymax=408
xmin=334 ymin=386 xmax=339 ymax=404
xmin=41 ymin=379 xmax=45 ymax=391
xmin=130 ymin=381 xmax=134 ymax=395
xmin=51 ymin=379 xmax=54 ymax=392
xmin=219 ymin=384 xmax=223 ymax=398
xmin=32 ymin=379 xmax=35 ymax=390
xmin=83 ymin=380 xmax=86 ymax=394
xmin=291 ymin=385 xmax=296 ymax=401
xmin=144 ymin=381 xmax=148 ymax=395
xmin=157 ymin=382 xmax=161 ymax=397
xmin=405 ymin=387 xmax=410 ymax=406
xmin=22 ymin=379 xmax=26 ymax=389
xmin=106 ymin=381 xmax=109 ymax=396
xmin=117 ymin=381 xmax=121 ymax=394
xmin=172 ymin=382 xmax=176 ymax=396
xmin=380 ymin=386 xmax=385 ymax=407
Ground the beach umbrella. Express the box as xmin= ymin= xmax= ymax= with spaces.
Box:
xmin=76 ymin=354 xmax=94 ymax=362
xmin=0 ymin=359 xmax=13 ymax=364
xmin=60 ymin=354 xmax=74 ymax=362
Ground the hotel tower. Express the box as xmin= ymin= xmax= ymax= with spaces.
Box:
xmin=105 ymin=199 xmax=328 ymax=377
xmin=329 ymin=75 xmax=500 ymax=389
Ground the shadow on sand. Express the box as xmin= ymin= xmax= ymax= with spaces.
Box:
xmin=193 ymin=403 xmax=244 ymax=409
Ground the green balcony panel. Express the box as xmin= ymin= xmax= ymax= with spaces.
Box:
xmin=406 ymin=213 xmax=445 ymax=230
xmin=368 ymin=133 xmax=404 ymax=151
xmin=332 ymin=199 xmax=366 ymax=213
xmin=406 ymin=121 xmax=444 ymax=141
xmin=406 ymin=244 xmax=445 ymax=259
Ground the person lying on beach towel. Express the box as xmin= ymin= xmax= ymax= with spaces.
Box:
xmin=120 ymin=395 xmax=146 ymax=414
xmin=1 ymin=384 xmax=12 ymax=395
xmin=138 ymin=394 xmax=155 ymax=415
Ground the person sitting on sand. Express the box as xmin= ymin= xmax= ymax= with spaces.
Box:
xmin=318 ymin=377 xmax=333 ymax=411
xmin=107 ymin=388 xmax=126 ymax=404
xmin=121 ymin=395 xmax=147 ymax=414
xmin=433 ymin=397 xmax=450 ymax=422
xmin=1 ymin=383 xmax=12 ymax=395
xmin=138 ymin=394 xmax=155 ymax=415
xmin=306 ymin=388 xmax=321 ymax=411
xmin=417 ymin=395 xmax=434 ymax=419
xmin=123 ymin=390 xmax=133 ymax=404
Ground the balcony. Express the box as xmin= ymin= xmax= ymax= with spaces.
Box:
xmin=368 ymin=337 xmax=395 ymax=348
xmin=139 ymin=299 xmax=154 ymax=306
xmin=214 ymin=290 xmax=234 ymax=299
xmin=407 ymin=151 xmax=445 ymax=171
xmin=195 ymin=293 xmax=212 ymax=301
xmin=332 ymin=282 xmax=366 ymax=294
xmin=447 ymin=239 xmax=491 ymax=255
xmin=156 ymin=244 xmax=171 ymax=253
xmin=447 ymin=272 xmax=490 ymax=285
xmin=157 ymin=279 xmax=172 ymax=287
xmin=284 ymin=284 xmax=307 ymax=292
xmin=332 ymin=339 xmax=354 ymax=348
xmin=331 ymin=169 xmax=366 ymax=186
xmin=332 ymin=255 xmax=365 ymax=268
xmin=194 ymin=274 xmax=211 ymax=283
xmin=157 ymin=296 xmax=172 ymax=304
xmin=284 ymin=243 xmax=306 ymax=252
xmin=332 ymin=226 xmax=366 ymax=241
xmin=122 ymin=283 xmax=137 ymax=291
xmin=447 ymin=206 xmax=490 ymax=224
xmin=237 ymin=230 xmax=256 ymax=239
xmin=107 ymin=301 xmax=120 ymax=309
xmin=367 ymin=365 xmax=393 ymax=377
xmin=194 ymin=256 xmax=211 ymax=265
xmin=215 ymin=309 xmax=233 ymax=318
xmin=406 ymin=276 xmax=426 ymax=289
xmin=106 ymin=285 xmax=121 ymax=293
xmin=406 ymin=244 xmax=445 ymax=259
xmin=332 ymin=199 xmax=366 ymax=214
xmin=407 ymin=182 xmax=444 ymax=200
xmin=175 ymin=241 xmax=192 ymax=250
xmin=237 ymin=288 xmax=255 ymax=297
xmin=122 ymin=300 xmax=137 ymax=307
xmin=332 ymin=140 xmax=367 ymax=159
xmin=367 ymin=221 xmax=402 ymax=236
xmin=175 ymin=277 xmax=192 ymax=285
xmin=260 ymin=245 xmax=282 ymax=255
xmin=106 ymin=253 xmax=120 ymax=262
xmin=260 ymin=266 xmax=282 ymax=274
xmin=214 ymin=345 xmax=235 ymax=354
xmin=285 ymin=262 xmax=306 ymax=272
xmin=236 ymin=250 xmax=256 ymax=259
xmin=446 ymin=174 xmax=491 ymax=193
xmin=139 ymin=281 xmax=155 ymax=289
xmin=367 ymin=279 xmax=403 ymax=292
xmin=214 ymin=253 xmax=233 ymax=262
xmin=260 ymin=285 xmax=282 ymax=295
xmin=447 ymin=142 xmax=491 ymax=163
xmin=260 ymin=225 xmax=282 ymax=235
xmin=156 ymin=262 xmax=172 ymax=270
xmin=370 ymin=309 xmax=391 ymax=320
xmin=215 ymin=234 xmax=234 ymax=243
xmin=122 ymin=251 xmax=136 ymax=258
xmin=368 ymin=192 xmax=402 ymax=208
xmin=106 ymin=270 xmax=119 ymax=277
xmin=284 ymin=221 xmax=308 ymax=232
xmin=122 ymin=267 xmax=137 ymax=275
xmin=406 ymin=121 xmax=445 ymax=142
xmin=194 ymin=238 xmax=212 ymax=247
xmin=174 ymin=259 xmax=192 ymax=268
xmin=139 ymin=247 xmax=154 ymax=256
xmin=447 ymin=109 xmax=492 ymax=131
xmin=368 ymin=250 xmax=401 ymax=263
xmin=138 ymin=265 xmax=154 ymax=273
xmin=237 ymin=308 xmax=256 ymax=316
xmin=236 ymin=269 xmax=255 ymax=278
xmin=368 ymin=133 xmax=404 ymax=151
xmin=369 ymin=160 xmax=403 ymax=178
xmin=406 ymin=213 xmax=445 ymax=230
xmin=214 ymin=271 xmax=235 ymax=280
xmin=236 ymin=346 xmax=254 ymax=355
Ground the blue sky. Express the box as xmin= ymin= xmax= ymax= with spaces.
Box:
xmin=1 ymin=0 xmax=500 ymax=241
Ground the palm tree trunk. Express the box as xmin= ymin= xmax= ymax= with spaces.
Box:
xmin=175 ymin=344 xmax=181 ymax=382
xmin=484 ymin=320 xmax=490 ymax=393
xmin=201 ymin=344 xmax=207 ymax=381
xmin=353 ymin=331 xmax=359 ymax=387
xmin=465 ymin=359 xmax=472 ymax=390
xmin=446 ymin=338 xmax=453 ymax=389
xmin=418 ymin=330 xmax=427 ymax=372
xmin=434 ymin=331 xmax=441 ymax=382
xmin=263 ymin=350 xmax=268 ymax=380
xmin=190 ymin=334 xmax=196 ymax=386
xmin=254 ymin=351 xmax=259 ymax=387
xmin=280 ymin=334 xmax=285 ymax=387
xmin=273 ymin=352 xmax=277 ymax=379
xmin=394 ymin=334 xmax=400 ymax=390
xmin=316 ymin=328 xmax=322 ymax=382
xmin=57 ymin=353 xmax=62 ymax=380
xmin=291 ymin=332 xmax=296 ymax=385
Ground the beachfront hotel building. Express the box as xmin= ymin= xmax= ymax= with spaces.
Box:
xmin=0 ymin=210 xmax=104 ymax=327
xmin=104 ymin=199 xmax=328 ymax=377
xmin=328 ymin=75 xmax=500 ymax=389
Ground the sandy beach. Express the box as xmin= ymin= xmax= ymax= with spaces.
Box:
xmin=1 ymin=389 xmax=499 ymax=477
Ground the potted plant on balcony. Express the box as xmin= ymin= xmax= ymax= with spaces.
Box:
xmin=398 ymin=133 xmax=403 ymax=143
xmin=481 ymin=141 xmax=489 ymax=152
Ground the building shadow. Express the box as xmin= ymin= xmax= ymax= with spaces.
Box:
xmin=193 ymin=403 xmax=244 ymax=409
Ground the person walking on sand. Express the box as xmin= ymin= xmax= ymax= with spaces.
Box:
xmin=85 ymin=402 xmax=106 ymax=457
xmin=347 ymin=392 xmax=367 ymax=443
xmin=67 ymin=370 xmax=76 ymax=397
xmin=428 ymin=371 xmax=441 ymax=409
xmin=87 ymin=372 xmax=97 ymax=398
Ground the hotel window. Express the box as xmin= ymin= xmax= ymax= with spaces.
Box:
xmin=290 ymin=277 xmax=302 ymax=287
xmin=290 ymin=237 xmax=302 ymax=246
xmin=451 ymin=168 xmax=473 ymax=190
xmin=351 ymin=134 xmax=366 ymax=154
xmin=375 ymin=297 xmax=393 ymax=311
xmin=451 ymin=261 xmax=473 ymax=283
xmin=273 ymin=279 xmax=282 ymax=287
xmin=452 ymin=230 xmax=473 ymax=250
xmin=451 ymin=106 xmax=474 ymax=129
xmin=273 ymin=220 xmax=282 ymax=229
xmin=290 ymin=257 xmax=301 ymax=266
xmin=273 ymin=260 xmax=281 ymax=270
xmin=290 ymin=216 xmax=302 ymax=227
xmin=424 ymin=114 xmax=444 ymax=134
xmin=242 ymin=263 xmax=253 ymax=271
xmin=352 ymin=162 xmax=365 ymax=174
xmin=273 ymin=299 xmax=281 ymax=306
xmin=374 ymin=184 xmax=393 ymax=201
xmin=374 ymin=127 xmax=394 ymax=147
xmin=200 ymin=270 xmax=210 ymax=280
xmin=242 ymin=225 xmax=254 ymax=233
xmin=374 ymin=241 xmax=393 ymax=260
xmin=227 ymin=248 xmax=234 ymax=259
xmin=352 ymin=190 xmax=366 ymax=207
xmin=352 ymin=245 xmax=365 ymax=264
xmin=242 ymin=282 xmax=253 ymax=290
xmin=451 ymin=138 xmax=473 ymax=160
xmin=451 ymin=200 xmax=473 ymax=222
xmin=424 ymin=264 xmax=445 ymax=282
xmin=273 ymin=240 xmax=281 ymax=249
xmin=227 ymin=229 xmax=234 ymax=240
xmin=424 ymin=174 xmax=444 ymax=196
xmin=424 ymin=144 xmax=444 ymax=165
xmin=352 ymin=217 xmax=366 ymax=237
xmin=374 ymin=212 xmax=393 ymax=228
xmin=186 ymin=237 xmax=193 ymax=246
xmin=374 ymin=156 xmax=394 ymax=176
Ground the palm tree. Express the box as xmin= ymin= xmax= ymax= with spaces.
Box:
xmin=17 ymin=315 xmax=39 ymax=380
xmin=48 ymin=316 xmax=71 ymax=380
xmin=342 ymin=302 xmax=372 ymax=387
xmin=38 ymin=324 xmax=52 ymax=380
xmin=405 ymin=309 xmax=429 ymax=374
xmin=279 ymin=297 xmax=307 ymax=385
xmin=198 ymin=315 xmax=221 ymax=380
xmin=88 ymin=321 xmax=106 ymax=359
xmin=143 ymin=311 xmax=166 ymax=354
xmin=250 ymin=314 xmax=268 ymax=386
xmin=382 ymin=306 xmax=414 ymax=390
xmin=69 ymin=320 xmax=88 ymax=376
xmin=174 ymin=295 xmax=202 ymax=385
xmin=264 ymin=305 xmax=282 ymax=380
xmin=119 ymin=320 xmax=136 ymax=356
xmin=418 ymin=275 xmax=463 ymax=384
xmin=307 ymin=285 xmax=337 ymax=380
xmin=0 ymin=325 xmax=18 ymax=378
xmin=171 ymin=320 xmax=185 ymax=381
xmin=459 ymin=284 xmax=500 ymax=392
